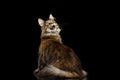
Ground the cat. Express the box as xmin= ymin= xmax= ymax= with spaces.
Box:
xmin=33 ymin=14 xmax=87 ymax=80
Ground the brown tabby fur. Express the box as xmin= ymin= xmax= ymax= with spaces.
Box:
xmin=33 ymin=14 xmax=87 ymax=80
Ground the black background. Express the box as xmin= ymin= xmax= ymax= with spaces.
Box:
xmin=31 ymin=1 xmax=109 ymax=80
xmin=1 ymin=1 xmax=117 ymax=80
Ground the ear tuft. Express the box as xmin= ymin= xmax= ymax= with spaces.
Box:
xmin=49 ymin=14 xmax=55 ymax=20
xmin=38 ymin=18 xmax=44 ymax=27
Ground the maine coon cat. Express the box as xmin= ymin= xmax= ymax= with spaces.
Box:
xmin=33 ymin=14 xmax=87 ymax=80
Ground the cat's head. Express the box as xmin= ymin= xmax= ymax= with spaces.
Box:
xmin=38 ymin=14 xmax=61 ymax=36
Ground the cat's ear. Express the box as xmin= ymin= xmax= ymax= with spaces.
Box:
xmin=38 ymin=18 xmax=44 ymax=27
xmin=49 ymin=14 xmax=55 ymax=20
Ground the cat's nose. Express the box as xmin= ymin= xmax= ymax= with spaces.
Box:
xmin=50 ymin=25 xmax=55 ymax=30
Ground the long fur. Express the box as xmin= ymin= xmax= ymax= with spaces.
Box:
xmin=33 ymin=14 xmax=87 ymax=80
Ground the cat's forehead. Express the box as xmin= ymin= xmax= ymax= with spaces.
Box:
xmin=45 ymin=19 xmax=56 ymax=24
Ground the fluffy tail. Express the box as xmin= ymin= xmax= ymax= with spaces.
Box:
xmin=34 ymin=65 xmax=87 ymax=80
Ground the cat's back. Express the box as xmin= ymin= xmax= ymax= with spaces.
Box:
xmin=40 ymin=38 xmax=61 ymax=49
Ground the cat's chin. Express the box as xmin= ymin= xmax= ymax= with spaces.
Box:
xmin=42 ymin=33 xmax=60 ymax=37
xmin=46 ymin=30 xmax=61 ymax=34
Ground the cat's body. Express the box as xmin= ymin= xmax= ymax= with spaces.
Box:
xmin=33 ymin=14 xmax=87 ymax=80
